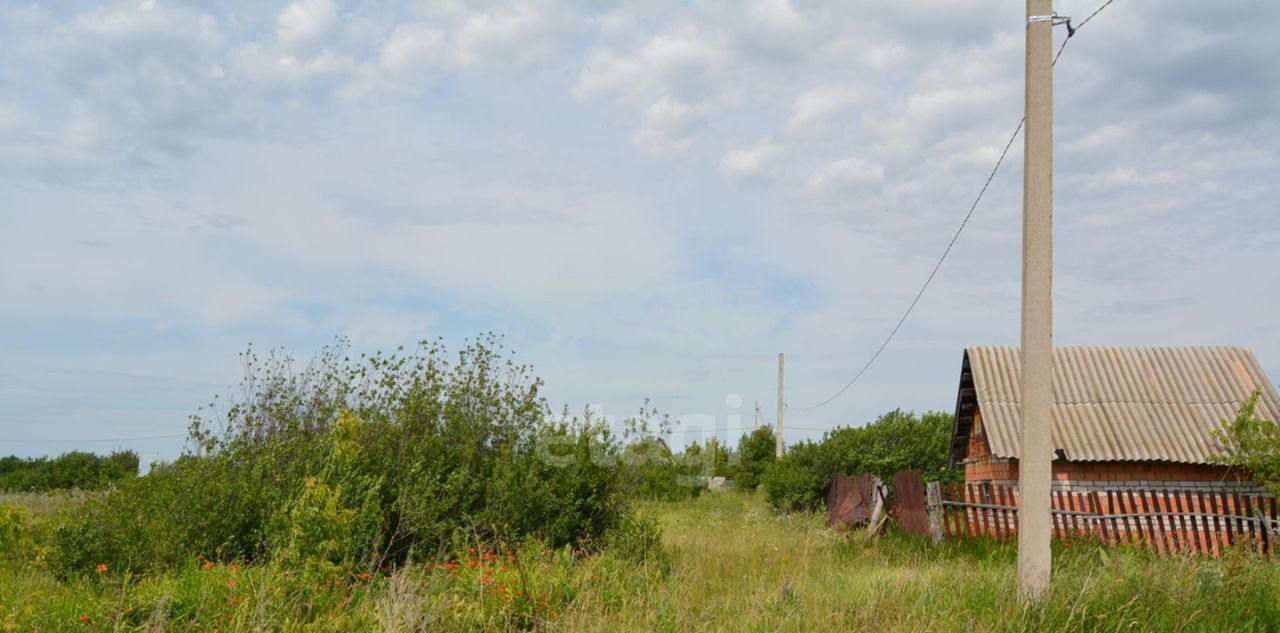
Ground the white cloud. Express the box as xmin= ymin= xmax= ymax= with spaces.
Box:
xmin=379 ymin=22 xmax=450 ymax=73
xmin=575 ymin=29 xmax=725 ymax=102
xmin=631 ymin=97 xmax=707 ymax=153
xmin=719 ymin=139 xmax=783 ymax=180
xmin=808 ymin=157 xmax=885 ymax=191
xmin=227 ymin=42 xmax=354 ymax=87
xmin=454 ymin=7 xmax=552 ymax=68
xmin=788 ymin=86 xmax=861 ymax=130
xmin=574 ymin=29 xmax=728 ymax=152
xmin=3 ymin=0 xmax=1280 ymax=458
xmin=275 ymin=0 xmax=339 ymax=50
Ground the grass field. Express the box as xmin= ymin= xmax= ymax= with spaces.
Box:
xmin=2 ymin=490 xmax=1279 ymax=632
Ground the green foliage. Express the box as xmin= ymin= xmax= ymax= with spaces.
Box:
xmin=614 ymin=402 xmax=706 ymax=502
xmin=605 ymin=512 xmax=670 ymax=571
xmin=819 ymin=409 xmax=958 ymax=483
xmin=1213 ymin=389 xmax=1280 ymax=495
xmin=733 ymin=426 xmax=776 ymax=491
xmin=12 ymin=492 xmax=1280 ymax=631
xmin=0 ymin=505 xmax=34 ymax=562
xmin=760 ymin=409 xmax=958 ymax=512
xmin=702 ymin=437 xmax=734 ymax=477
xmin=760 ymin=440 xmax=827 ymax=512
xmin=50 ymin=336 xmax=631 ymax=578
xmin=0 ymin=450 xmax=139 ymax=492
xmin=49 ymin=454 xmax=263 ymax=575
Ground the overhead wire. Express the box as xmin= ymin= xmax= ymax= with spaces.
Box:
xmin=0 ymin=433 xmax=187 ymax=444
xmin=4 ymin=1 xmax=1121 ymax=448
xmin=786 ymin=0 xmax=1116 ymax=414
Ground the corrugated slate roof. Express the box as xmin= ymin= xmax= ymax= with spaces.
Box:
xmin=952 ymin=346 xmax=1280 ymax=464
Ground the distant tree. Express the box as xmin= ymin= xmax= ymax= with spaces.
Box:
xmin=760 ymin=440 xmax=826 ymax=512
xmin=0 ymin=450 xmax=139 ymax=492
xmin=820 ymin=409 xmax=958 ymax=483
xmin=734 ymin=426 xmax=775 ymax=491
xmin=759 ymin=409 xmax=958 ymax=512
xmin=1213 ymin=389 xmax=1280 ymax=496
xmin=702 ymin=436 xmax=733 ymax=478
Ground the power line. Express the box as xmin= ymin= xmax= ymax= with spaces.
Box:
xmin=786 ymin=0 xmax=1116 ymax=413
xmin=0 ymin=433 xmax=186 ymax=444
xmin=669 ymin=425 xmax=829 ymax=434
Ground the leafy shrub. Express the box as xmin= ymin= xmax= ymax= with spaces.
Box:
xmin=614 ymin=403 xmax=706 ymax=502
xmin=760 ymin=440 xmax=828 ymax=512
xmin=733 ymin=426 xmax=776 ymax=491
xmin=0 ymin=505 xmax=34 ymax=562
xmin=760 ymin=409 xmax=958 ymax=512
xmin=1213 ymin=389 xmax=1280 ymax=495
xmin=49 ymin=453 xmax=264 ymax=575
xmin=0 ymin=451 xmax=138 ymax=492
xmin=819 ymin=409 xmax=958 ymax=483
xmin=605 ymin=512 xmax=670 ymax=571
xmin=51 ymin=336 xmax=631 ymax=577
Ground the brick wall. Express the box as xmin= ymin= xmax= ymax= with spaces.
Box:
xmin=962 ymin=433 xmax=1266 ymax=495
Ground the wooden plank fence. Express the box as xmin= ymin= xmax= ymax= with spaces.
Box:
xmin=928 ymin=481 xmax=1280 ymax=556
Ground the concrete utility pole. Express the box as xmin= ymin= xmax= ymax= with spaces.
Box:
xmin=775 ymin=353 xmax=785 ymax=458
xmin=754 ymin=400 xmax=761 ymax=428
xmin=1018 ymin=0 xmax=1055 ymax=600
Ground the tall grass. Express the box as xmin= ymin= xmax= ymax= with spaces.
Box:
xmin=2 ymin=491 xmax=1278 ymax=631
xmin=562 ymin=492 xmax=1280 ymax=632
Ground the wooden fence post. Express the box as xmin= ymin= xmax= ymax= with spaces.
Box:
xmin=926 ymin=481 xmax=944 ymax=545
xmin=1254 ymin=498 xmax=1274 ymax=555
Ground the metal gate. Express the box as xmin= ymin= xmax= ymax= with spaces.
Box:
xmin=827 ymin=473 xmax=876 ymax=529
xmin=893 ymin=469 xmax=929 ymax=536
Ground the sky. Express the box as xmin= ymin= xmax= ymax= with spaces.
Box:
xmin=2 ymin=0 xmax=1279 ymax=464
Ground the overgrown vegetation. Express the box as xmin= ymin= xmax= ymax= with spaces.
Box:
xmin=761 ymin=409 xmax=957 ymax=512
xmin=615 ymin=401 xmax=707 ymax=503
xmin=0 ymin=451 xmax=138 ymax=492
xmin=732 ymin=426 xmax=776 ymax=491
xmin=10 ymin=342 xmax=1269 ymax=629
xmin=1213 ymin=389 xmax=1280 ymax=496
xmin=4 ymin=491 xmax=1279 ymax=632
xmin=49 ymin=337 xmax=639 ymax=579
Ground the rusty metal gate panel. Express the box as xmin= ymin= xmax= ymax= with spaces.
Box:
xmin=826 ymin=473 xmax=874 ymax=529
xmin=893 ymin=469 xmax=929 ymax=537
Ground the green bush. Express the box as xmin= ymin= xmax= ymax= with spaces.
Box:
xmin=49 ymin=453 xmax=265 ymax=575
xmin=613 ymin=403 xmax=706 ymax=502
xmin=733 ymin=426 xmax=776 ymax=491
xmin=51 ymin=336 xmax=631 ymax=578
xmin=760 ymin=409 xmax=958 ymax=512
xmin=0 ymin=505 xmax=34 ymax=562
xmin=605 ymin=512 xmax=670 ymax=571
xmin=760 ymin=440 xmax=827 ymax=512
xmin=0 ymin=450 xmax=138 ymax=492
xmin=819 ymin=409 xmax=958 ymax=483
xmin=1213 ymin=389 xmax=1280 ymax=496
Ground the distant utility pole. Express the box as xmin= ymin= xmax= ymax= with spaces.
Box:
xmin=775 ymin=353 xmax=785 ymax=457
xmin=1019 ymin=0 xmax=1055 ymax=600
xmin=754 ymin=400 xmax=761 ymax=427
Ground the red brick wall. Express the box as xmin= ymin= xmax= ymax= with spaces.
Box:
xmin=962 ymin=432 xmax=1254 ymax=488
xmin=965 ymin=456 xmax=1250 ymax=484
